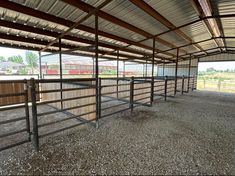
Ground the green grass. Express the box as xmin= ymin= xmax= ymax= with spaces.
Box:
xmin=197 ymin=71 xmax=235 ymax=93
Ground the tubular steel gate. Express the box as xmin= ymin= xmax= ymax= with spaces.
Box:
xmin=0 ymin=79 xmax=31 ymax=152
xmin=0 ymin=76 xmax=197 ymax=152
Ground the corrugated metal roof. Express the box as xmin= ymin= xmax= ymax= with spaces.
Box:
xmin=0 ymin=0 xmax=234 ymax=63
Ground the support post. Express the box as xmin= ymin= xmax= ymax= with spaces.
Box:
xmin=30 ymin=78 xmax=39 ymax=151
xmin=143 ymin=63 xmax=145 ymax=77
xmin=151 ymin=39 xmax=155 ymax=105
xmin=24 ymin=79 xmax=31 ymax=141
xmin=117 ymin=50 xmax=119 ymax=99
xmin=92 ymin=57 xmax=95 ymax=78
xmin=98 ymin=77 xmax=102 ymax=122
xmin=123 ymin=61 xmax=125 ymax=77
xmin=95 ymin=13 xmax=99 ymax=128
xmin=192 ymin=76 xmax=195 ymax=91
xmin=130 ymin=76 xmax=134 ymax=113
xmin=145 ymin=60 xmax=147 ymax=77
xmin=163 ymin=59 xmax=165 ymax=76
xmin=164 ymin=76 xmax=168 ymax=101
xmin=181 ymin=75 xmax=185 ymax=95
xmin=39 ymin=51 xmax=42 ymax=79
xmin=59 ymin=38 xmax=63 ymax=109
xmin=174 ymin=48 xmax=179 ymax=95
xmin=187 ymin=54 xmax=192 ymax=92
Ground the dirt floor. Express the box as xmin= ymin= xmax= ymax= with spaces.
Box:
xmin=0 ymin=91 xmax=235 ymax=175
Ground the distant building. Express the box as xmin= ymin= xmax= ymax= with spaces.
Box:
xmin=0 ymin=61 xmax=25 ymax=74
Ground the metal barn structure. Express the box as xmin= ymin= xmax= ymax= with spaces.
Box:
xmin=0 ymin=0 xmax=235 ymax=152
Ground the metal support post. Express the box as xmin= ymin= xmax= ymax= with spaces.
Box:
xmin=39 ymin=51 xmax=42 ymax=79
xmin=187 ymin=54 xmax=192 ymax=92
xmin=164 ymin=76 xmax=168 ymax=101
xmin=95 ymin=13 xmax=99 ymax=128
xmin=130 ymin=76 xmax=134 ymax=113
xmin=117 ymin=50 xmax=119 ymax=99
xmin=30 ymin=78 xmax=39 ymax=151
xmin=59 ymin=38 xmax=63 ymax=109
xmin=151 ymin=38 xmax=155 ymax=105
xmin=24 ymin=79 xmax=31 ymax=141
xmin=181 ymin=75 xmax=185 ymax=95
xmin=174 ymin=48 xmax=179 ymax=95
xmin=123 ymin=61 xmax=125 ymax=77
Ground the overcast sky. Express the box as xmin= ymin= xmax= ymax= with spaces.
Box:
xmin=0 ymin=47 xmax=234 ymax=71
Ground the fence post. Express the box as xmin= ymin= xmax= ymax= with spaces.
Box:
xmin=96 ymin=77 xmax=102 ymax=129
xmin=164 ymin=76 xmax=168 ymax=101
xmin=24 ymin=79 xmax=31 ymax=142
xmin=130 ymin=76 xmax=134 ymax=113
xmin=181 ymin=75 xmax=185 ymax=95
xmin=150 ymin=76 xmax=154 ymax=106
xmin=192 ymin=76 xmax=195 ymax=91
xmin=218 ymin=79 xmax=221 ymax=91
xmin=30 ymin=78 xmax=39 ymax=151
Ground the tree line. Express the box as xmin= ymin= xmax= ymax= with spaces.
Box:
xmin=0 ymin=51 xmax=39 ymax=74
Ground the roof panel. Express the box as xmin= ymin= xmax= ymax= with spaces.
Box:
xmin=145 ymin=0 xmax=200 ymax=26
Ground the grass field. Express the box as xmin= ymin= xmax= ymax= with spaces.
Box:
xmin=197 ymin=72 xmax=235 ymax=93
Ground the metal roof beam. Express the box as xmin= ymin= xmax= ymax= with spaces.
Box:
xmin=129 ymin=0 xmax=205 ymax=53
xmin=191 ymin=0 xmax=225 ymax=52
xmin=61 ymin=0 xmax=187 ymax=55
xmin=0 ymin=0 xmax=175 ymax=59
xmin=41 ymin=0 xmax=112 ymax=52
xmin=0 ymin=19 xmax=156 ymax=59
xmin=0 ymin=33 xmax=164 ymax=63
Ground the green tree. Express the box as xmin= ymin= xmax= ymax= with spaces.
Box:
xmin=25 ymin=51 xmax=38 ymax=74
xmin=8 ymin=55 xmax=24 ymax=64
xmin=0 ymin=56 xmax=6 ymax=62
xmin=206 ymin=67 xmax=216 ymax=72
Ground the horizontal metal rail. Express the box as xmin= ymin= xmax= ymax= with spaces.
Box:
xmin=101 ymin=102 xmax=129 ymax=111
xmin=39 ymin=118 xmax=95 ymax=139
xmin=37 ymin=86 xmax=95 ymax=94
xmin=38 ymin=110 xmax=96 ymax=128
xmin=0 ymin=128 xmax=28 ymax=139
xmin=100 ymin=107 xmax=131 ymax=119
xmin=0 ymin=92 xmax=25 ymax=98
xmin=37 ymin=94 xmax=96 ymax=105
xmin=0 ymin=116 xmax=26 ymax=125
xmin=37 ymin=102 xmax=96 ymax=117
xmin=0 ymin=139 xmax=30 ymax=152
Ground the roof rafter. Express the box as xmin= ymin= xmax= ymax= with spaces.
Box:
xmin=61 ymin=0 xmax=187 ymax=55
xmin=0 ymin=33 xmax=166 ymax=63
xmin=191 ymin=0 xmax=226 ymax=52
xmin=129 ymin=0 xmax=206 ymax=54
xmin=0 ymin=0 xmax=176 ymax=60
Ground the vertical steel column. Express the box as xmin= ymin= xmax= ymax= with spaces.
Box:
xmin=187 ymin=54 xmax=192 ymax=92
xmin=39 ymin=51 xmax=42 ymax=79
xmin=30 ymin=78 xmax=39 ymax=151
xmin=95 ymin=13 xmax=99 ymax=128
xmin=98 ymin=77 xmax=102 ymax=121
xmin=130 ymin=76 xmax=134 ymax=113
xmin=92 ymin=57 xmax=95 ymax=78
xmin=181 ymin=75 xmax=184 ymax=95
xmin=143 ymin=63 xmax=145 ymax=77
xmin=174 ymin=48 xmax=179 ymax=95
xmin=164 ymin=76 xmax=168 ymax=101
xmin=163 ymin=59 xmax=165 ymax=76
xmin=145 ymin=60 xmax=147 ymax=77
xmin=123 ymin=61 xmax=125 ymax=77
xmin=24 ymin=79 xmax=31 ymax=141
xmin=151 ymin=39 xmax=155 ymax=105
xmin=59 ymin=38 xmax=63 ymax=109
xmin=117 ymin=50 xmax=119 ymax=99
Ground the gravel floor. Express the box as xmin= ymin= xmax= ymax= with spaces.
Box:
xmin=0 ymin=90 xmax=235 ymax=175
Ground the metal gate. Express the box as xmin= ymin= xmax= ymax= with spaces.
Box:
xmin=0 ymin=79 xmax=31 ymax=152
